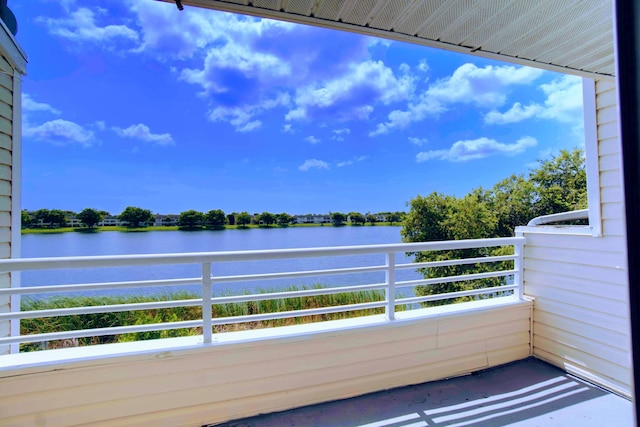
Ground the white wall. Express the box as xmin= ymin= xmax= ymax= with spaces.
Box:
xmin=0 ymin=300 xmax=531 ymax=427
xmin=0 ymin=21 xmax=25 ymax=355
xmin=518 ymin=79 xmax=631 ymax=397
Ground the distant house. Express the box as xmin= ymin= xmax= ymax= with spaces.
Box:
xmin=98 ymin=215 xmax=129 ymax=227
xmin=154 ymin=214 xmax=179 ymax=226
xmin=294 ymin=214 xmax=331 ymax=224
xmin=66 ymin=218 xmax=82 ymax=227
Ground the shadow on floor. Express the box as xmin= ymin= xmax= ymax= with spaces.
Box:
xmin=209 ymin=358 xmax=632 ymax=427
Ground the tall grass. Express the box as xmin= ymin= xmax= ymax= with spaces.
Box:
xmin=20 ymin=286 xmax=399 ymax=351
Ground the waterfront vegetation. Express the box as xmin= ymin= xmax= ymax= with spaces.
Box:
xmin=22 ymin=207 xmax=405 ymax=232
xmin=402 ymin=148 xmax=587 ymax=304
xmin=18 ymin=148 xmax=586 ymax=350
xmin=20 ymin=287 xmax=397 ymax=351
xmin=20 ymin=221 xmax=396 ymax=234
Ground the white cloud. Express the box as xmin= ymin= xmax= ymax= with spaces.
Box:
xmin=337 ymin=156 xmax=367 ymax=167
xmin=24 ymin=119 xmax=96 ymax=147
xmin=287 ymin=60 xmax=414 ymax=122
xmin=206 ymin=93 xmax=288 ymax=132
xmin=22 ymin=94 xmax=60 ymax=114
xmin=180 ymin=44 xmax=290 ymax=93
xmin=331 ymin=128 xmax=351 ymax=141
xmin=416 ymin=136 xmax=537 ymax=162
xmin=537 ymin=75 xmax=583 ymax=122
xmin=39 ymin=7 xmax=139 ymax=45
xmin=237 ymin=120 xmax=262 ymax=133
xmin=484 ymin=103 xmax=542 ymax=125
xmin=305 ymin=136 xmax=321 ymax=144
xmin=485 ymin=75 xmax=582 ymax=125
xmin=299 ymin=159 xmax=329 ymax=171
xmin=427 ymin=63 xmax=542 ymax=108
xmin=408 ymin=137 xmax=428 ymax=146
xmin=114 ymin=123 xmax=174 ymax=146
xmin=131 ymin=1 xmax=293 ymax=60
xmin=282 ymin=124 xmax=294 ymax=134
xmin=371 ymin=63 xmax=543 ymax=136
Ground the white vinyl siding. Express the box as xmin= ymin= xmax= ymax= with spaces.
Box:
xmin=0 ymin=52 xmax=12 ymax=356
xmin=0 ymin=301 xmax=531 ymax=427
xmin=519 ymin=79 xmax=631 ymax=397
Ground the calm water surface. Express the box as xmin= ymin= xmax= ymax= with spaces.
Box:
xmin=21 ymin=226 xmax=421 ymax=296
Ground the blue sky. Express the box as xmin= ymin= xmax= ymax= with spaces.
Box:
xmin=14 ymin=1 xmax=584 ymax=216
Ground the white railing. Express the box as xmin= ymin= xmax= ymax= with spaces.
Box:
xmin=527 ymin=209 xmax=589 ymax=226
xmin=0 ymin=237 xmax=524 ymax=350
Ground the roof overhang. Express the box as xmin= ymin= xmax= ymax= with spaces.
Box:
xmin=168 ymin=0 xmax=615 ymax=80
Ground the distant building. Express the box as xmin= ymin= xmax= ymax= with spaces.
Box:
xmin=293 ymin=214 xmax=331 ymax=224
xmin=98 ymin=215 xmax=129 ymax=227
xmin=154 ymin=214 xmax=179 ymax=226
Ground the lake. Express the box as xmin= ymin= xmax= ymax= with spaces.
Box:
xmin=21 ymin=226 xmax=422 ymax=297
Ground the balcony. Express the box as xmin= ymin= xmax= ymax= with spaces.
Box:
xmin=0 ymin=233 xmax=631 ymax=426
xmin=210 ymin=358 xmax=632 ymax=427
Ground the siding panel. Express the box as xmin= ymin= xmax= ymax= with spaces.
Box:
xmin=520 ymin=79 xmax=631 ymax=398
xmin=0 ymin=50 xmax=13 ymax=356
xmin=0 ymin=302 xmax=532 ymax=426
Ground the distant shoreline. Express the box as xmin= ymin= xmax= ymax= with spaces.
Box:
xmin=21 ymin=222 xmax=402 ymax=234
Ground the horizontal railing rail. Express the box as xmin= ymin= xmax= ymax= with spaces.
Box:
xmin=0 ymin=237 xmax=525 ymax=351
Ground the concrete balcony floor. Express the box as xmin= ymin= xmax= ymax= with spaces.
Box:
xmin=211 ymin=358 xmax=632 ymax=427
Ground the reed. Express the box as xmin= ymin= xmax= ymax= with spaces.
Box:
xmin=19 ymin=286 xmax=402 ymax=351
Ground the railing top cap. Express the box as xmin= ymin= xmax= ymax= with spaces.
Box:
xmin=0 ymin=236 xmax=524 ymax=271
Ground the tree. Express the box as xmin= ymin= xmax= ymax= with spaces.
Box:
xmin=401 ymin=148 xmax=588 ymax=306
xmin=485 ymin=175 xmax=537 ymax=237
xmin=47 ymin=210 xmax=67 ymax=227
xmin=33 ymin=209 xmax=50 ymax=227
xmin=258 ymin=212 xmax=276 ymax=227
xmin=330 ymin=212 xmax=346 ymax=226
xmin=227 ymin=213 xmax=236 ymax=226
xmin=276 ymin=212 xmax=293 ymax=226
xmin=402 ymin=192 xmax=501 ymax=305
xmin=365 ymin=213 xmax=377 ymax=226
xmin=530 ymin=148 xmax=587 ymax=215
xmin=236 ymin=211 xmax=252 ymax=227
xmin=205 ymin=209 xmax=226 ymax=228
xmin=118 ymin=206 xmax=153 ymax=228
xmin=21 ymin=210 xmax=33 ymax=228
xmin=77 ymin=208 xmax=103 ymax=228
xmin=349 ymin=212 xmax=365 ymax=225
xmin=387 ymin=212 xmax=401 ymax=225
xmin=178 ymin=210 xmax=204 ymax=227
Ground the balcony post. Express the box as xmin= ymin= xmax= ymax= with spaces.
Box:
xmin=202 ymin=262 xmax=213 ymax=344
xmin=385 ymin=252 xmax=396 ymax=320
xmin=514 ymin=234 xmax=524 ymax=299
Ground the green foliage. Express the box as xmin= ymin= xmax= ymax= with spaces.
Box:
xmin=77 ymin=208 xmax=103 ymax=228
xmin=365 ymin=213 xmax=377 ymax=225
xmin=119 ymin=206 xmax=153 ymax=227
xmin=31 ymin=208 xmax=68 ymax=228
xmin=205 ymin=209 xmax=226 ymax=228
xmin=48 ymin=210 xmax=68 ymax=227
xmin=20 ymin=287 xmax=401 ymax=350
xmin=349 ymin=212 xmax=365 ymax=225
xmin=33 ymin=208 xmax=50 ymax=224
xmin=330 ymin=212 xmax=346 ymax=226
xmin=178 ymin=210 xmax=205 ymax=227
xmin=258 ymin=211 xmax=276 ymax=227
xmin=276 ymin=212 xmax=293 ymax=226
xmin=402 ymin=148 xmax=587 ymax=306
xmin=387 ymin=212 xmax=402 ymax=225
xmin=236 ymin=211 xmax=252 ymax=227
xmin=530 ymin=148 xmax=587 ymax=214
xmin=21 ymin=210 xmax=32 ymax=228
